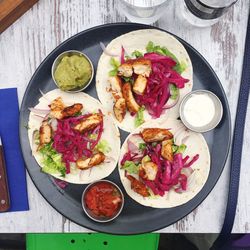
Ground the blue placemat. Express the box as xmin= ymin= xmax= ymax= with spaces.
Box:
xmin=0 ymin=88 xmax=29 ymax=212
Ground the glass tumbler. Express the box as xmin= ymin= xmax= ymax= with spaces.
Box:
xmin=179 ymin=0 xmax=239 ymax=27
xmin=117 ymin=0 xmax=170 ymax=24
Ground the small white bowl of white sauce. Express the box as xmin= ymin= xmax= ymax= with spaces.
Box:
xmin=179 ymin=90 xmax=223 ymax=133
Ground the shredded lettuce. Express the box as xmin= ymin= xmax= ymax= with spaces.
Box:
xmin=172 ymin=144 xmax=187 ymax=154
xmin=170 ymin=84 xmax=179 ymax=100
xmin=122 ymin=76 xmax=134 ymax=84
xmin=146 ymin=41 xmax=154 ymax=52
xmin=146 ymin=41 xmax=177 ymax=59
xmin=176 ymin=144 xmax=187 ymax=154
xmin=139 ymin=143 xmax=146 ymax=151
xmin=122 ymin=160 xmax=139 ymax=174
xmin=131 ymin=50 xmax=143 ymax=58
xmin=95 ymin=139 xmax=111 ymax=154
xmin=145 ymin=41 xmax=187 ymax=74
xmin=174 ymin=61 xmax=187 ymax=74
xmin=39 ymin=142 xmax=66 ymax=177
xmin=172 ymin=145 xmax=178 ymax=153
xmin=135 ymin=106 xmax=145 ymax=127
xmin=109 ymin=57 xmax=120 ymax=76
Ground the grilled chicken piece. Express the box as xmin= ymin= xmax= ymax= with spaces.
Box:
xmin=38 ymin=121 xmax=52 ymax=149
xmin=133 ymin=75 xmax=147 ymax=95
xmin=139 ymin=162 xmax=158 ymax=181
xmin=118 ymin=58 xmax=152 ymax=78
xmin=89 ymin=152 xmax=105 ymax=166
xmin=49 ymin=97 xmax=83 ymax=119
xmin=118 ymin=62 xmax=133 ymax=77
xmin=132 ymin=58 xmax=151 ymax=77
xmin=61 ymin=103 xmax=83 ymax=118
xmin=113 ymin=98 xmax=126 ymax=122
xmin=122 ymin=83 xmax=140 ymax=113
xmin=76 ymin=152 xmax=105 ymax=170
xmin=49 ymin=97 xmax=65 ymax=119
xmin=50 ymin=97 xmax=64 ymax=110
xmin=161 ymin=139 xmax=174 ymax=162
xmin=126 ymin=175 xmax=150 ymax=197
xmin=141 ymin=128 xmax=173 ymax=143
xmin=108 ymin=76 xmax=123 ymax=100
xmin=74 ymin=113 xmax=103 ymax=133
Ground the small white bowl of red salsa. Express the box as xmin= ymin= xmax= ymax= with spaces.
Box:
xmin=82 ymin=180 xmax=124 ymax=223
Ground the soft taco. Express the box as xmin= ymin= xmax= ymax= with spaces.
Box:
xmin=118 ymin=118 xmax=210 ymax=208
xmin=28 ymin=89 xmax=120 ymax=184
xmin=96 ymin=29 xmax=193 ymax=132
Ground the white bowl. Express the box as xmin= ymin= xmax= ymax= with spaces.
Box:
xmin=179 ymin=90 xmax=223 ymax=133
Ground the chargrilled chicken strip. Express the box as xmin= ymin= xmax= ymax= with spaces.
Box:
xmin=49 ymin=97 xmax=65 ymax=119
xmin=89 ymin=152 xmax=105 ymax=166
xmin=61 ymin=103 xmax=83 ymax=118
xmin=126 ymin=175 xmax=150 ymax=197
xmin=76 ymin=152 xmax=105 ymax=170
xmin=132 ymin=58 xmax=151 ymax=77
xmin=118 ymin=61 xmax=133 ymax=77
xmin=108 ymin=76 xmax=127 ymax=122
xmin=50 ymin=97 xmax=64 ymax=110
xmin=139 ymin=161 xmax=158 ymax=181
xmin=49 ymin=97 xmax=83 ymax=119
xmin=133 ymin=75 xmax=147 ymax=95
xmin=38 ymin=121 xmax=52 ymax=149
xmin=161 ymin=139 xmax=174 ymax=162
xmin=141 ymin=128 xmax=173 ymax=143
xmin=122 ymin=83 xmax=140 ymax=113
xmin=108 ymin=76 xmax=123 ymax=100
xmin=113 ymin=98 xmax=126 ymax=123
xmin=118 ymin=58 xmax=152 ymax=78
xmin=74 ymin=113 xmax=103 ymax=133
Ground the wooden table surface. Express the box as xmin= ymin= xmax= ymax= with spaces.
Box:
xmin=0 ymin=0 xmax=249 ymax=233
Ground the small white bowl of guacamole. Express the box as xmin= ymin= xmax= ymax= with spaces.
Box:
xmin=52 ymin=50 xmax=94 ymax=92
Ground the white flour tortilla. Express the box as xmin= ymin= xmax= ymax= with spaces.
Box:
xmin=28 ymin=89 xmax=121 ymax=184
xmin=96 ymin=29 xmax=193 ymax=132
xmin=118 ymin=118 xmax=210 ymax=208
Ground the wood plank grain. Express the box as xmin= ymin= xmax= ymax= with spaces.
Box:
xmin=0 ymin=0 xmax=24 ymax=19
xmin=0 ymin=0 xmax=38 ymax=33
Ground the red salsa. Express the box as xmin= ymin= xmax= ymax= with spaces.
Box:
xmin=84 ymin=182 xmax=122 ymax=218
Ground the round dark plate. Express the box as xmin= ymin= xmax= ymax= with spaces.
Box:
xmin=19 ymin=23 xmax=231 ymax=234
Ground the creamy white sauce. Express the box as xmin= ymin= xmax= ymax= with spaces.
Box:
xmin=183 ymin=94 xmax=215 ymax=127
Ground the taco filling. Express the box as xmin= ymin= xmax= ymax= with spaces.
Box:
xmin=30 ymin=96 xmax=111 ymax=178
xmin=120 ymin=127 xmax=199 ymax=197
xmin=108 ymin=41 xmax=189 ymax=127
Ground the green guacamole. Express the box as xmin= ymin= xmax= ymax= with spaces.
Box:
xmin=54 ymin=54 xmax=92 ymax=91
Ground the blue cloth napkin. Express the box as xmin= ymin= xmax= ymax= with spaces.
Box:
xmin=0 ymin=88 xmax=29 ymax=212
